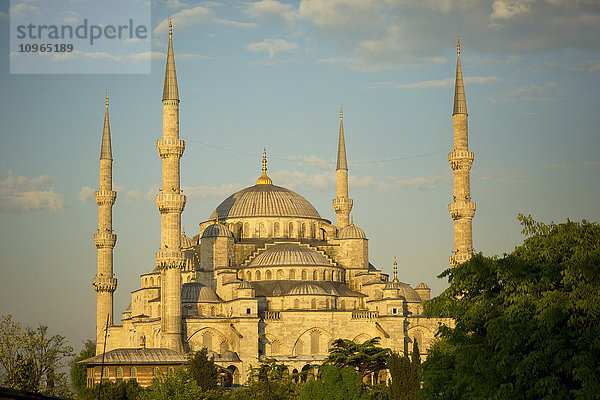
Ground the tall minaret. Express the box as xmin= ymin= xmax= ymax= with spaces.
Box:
xmin=93 ymin=92 xmax=118 ymax=354
xmin=449 ymin=38 xmax=476 ymax=265
xmin=333 ymin=107 xmax=353 ymax=229
xmin=156 ymin=20 xmax=186 ymax=351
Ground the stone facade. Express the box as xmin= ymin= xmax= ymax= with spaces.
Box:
xmin=84 ymin=26 xmax=462 ymax=388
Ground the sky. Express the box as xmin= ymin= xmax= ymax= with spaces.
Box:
xmin=0 ymin=0 xmax=599 ymax=356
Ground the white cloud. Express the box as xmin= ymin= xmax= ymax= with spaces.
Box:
xmin=247 ymin=38 xmax=298 ymax=59
xmin=0 ymin=172 xmax=64 ymax=213
xmin=286 ymin=155 xmax=332 ymax=170
xmin=123 ymin=184 xmax=158 ymax=204
xmin=183 ymin=183 xmax=245 ymax=199
xmin=299 ymin=0 xmax=383 ymax=36
xmin=385 ymin=174 xmax=447 ymax=191
xmin=166 ymin=0 xmax=187 ymax=9
xmin=9 ymin=3 xmax=41 ymax=18
xmin=501 ymin=82 xmax=565 ymax=102
xmin=245 ymin=0 xmax=297 ymax=26
xmin=59 ymin=10 xmax=79 ymax=24
xmin=154 ymin=7 xmax=257 ymax=35
xmin=491 ymin=0 xmax=535 ymax=20
xmin=271 ymin=169 xmax=336 ymax=190
xmin=78 ymin=186 xmax=94 ymax=203
xmin=369 ymin=76 xmax=500 ymax=90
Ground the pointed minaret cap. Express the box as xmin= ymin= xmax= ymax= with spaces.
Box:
xmin=100 ymin=91 xmax=112 ymax=160
xmin=392 ymin=257 xmax=399 ymax=283
xmin=256 ymin=147 xmax=273 ymax=185
xmin=162 ymin=19 xmax=179 ymax=102
xmin=337 ymin=106 xmax=348 ymax=171
xmin=453 ymin=37 xmax=467 ymax=116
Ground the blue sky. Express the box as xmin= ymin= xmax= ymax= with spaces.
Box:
xmin=1 ymin=0 xmax=599 ymax=354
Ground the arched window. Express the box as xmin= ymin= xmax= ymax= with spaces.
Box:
xmin=167 ymin=367 xmax=175 ymax=375
xmin=295 ymin=340 xmax=304 ymax=356
xmin=187 ymin=275 xmax=191 ymax=283
xmin=289 ymin=269 xmax=296 ymax=279
xmin=130 ymin=367 xmax=137 ymax=381
xmin=353 ymin=300 xmax=357 ymax=310
xmin=312 ymin=224 xmax=316 ymax=238
xmin=247 ymin=271 xmax=252 ymax=281
xmin=256 ymin=270 xmax=261 ymax=281
xmin=103 ymin=367 xmax=110 ymax=381
xmin=211 ymin=306 xmax=216 ymax=316
xmin=301 ymin=270 xmax=307 ymax=280
xmin=311 ymin=331 xmax=320 ymax=354
xmin=153 ymin=367 xmax=161 ymax=377
xmin=294 ymin=299 xmax=300 ymax=309
xmin=259 ymin=222 xmax=266 ymax=238
xmin=271 ymin=340 xmax=280 ymax=355
xmin=244 ymin=222 xmax=250 ymax=238
xmin=313 ymin=270 xmax=318 ymax=280
xmin=300 ymin=223 xmax=306 ymax=238
xmin=274 ymin=222 xmax=280 ymax=237
xmin=335 ymin=271 xmax=340 ymax=281
xmin=288 ymin=222 xmax=294 ymax=238
xmin=311 ymin=298 xmax=317 ymax=309
xmin=157 ymin=276 xmax=161 ymax=285
xmin=322 ymin=270 xmax=326 ymax=281
xmin=203 ymin=331 xmax=212 ymax=351
xmin=326 ymin=299 xmax=330 ymax=309
xmin=276 ymin=269 xmax=283 ymax=280
xmin=340 ymin=299 xmax=345 ymax=309
xmin=266 ymin=270 xmax=272 ymax=280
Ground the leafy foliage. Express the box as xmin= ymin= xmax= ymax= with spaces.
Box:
xmin=140 ymin=367 xmax=207 ymax=400
xmin=79 ymin=379 xmax=143 ymax=400
xmin=0 ymin=315 xmax=73 ymax=396
xmin=299 ymin=365 xmax=368 ymax=400
xmin=225 ymin=359 xmax=301 ymax=400
xmin=70 ymin=339 xmax=96 ymax=397
xmin=422 ymin=216 xmax=600 ymax=400
xmin=387 ymin=342 xmax=420 ymax=400
xmin=187 ymin=347 xmax=220 ymax=392
xmin=326 ymin=337 xmax=390 ymax=379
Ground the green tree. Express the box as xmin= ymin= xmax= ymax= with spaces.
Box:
xmin=226 ymin=359 xmax=300 ymax=400
xmin=387 ymin=350 xmax=418 ymax=400
xmin=70 ymin=340 xmax=96 ymax=397
xmin=422 ymin=216 xmax=600 ymax=400
xmin=0 ymin=315 xmax=73 ymax=395
xmin=6 ymin=355 xmax=38 ymax=392
xmin=299 ymin=365 xmax=368 ymax=400
xmin=326 ymin=337 xmax=390 ymax=380
xmin=80 ymin=379 xmax=143 ymax=400
xmin=187 ymin=347 xmax=219 ymax=392
xmin=140 ymin=367 xmax=207 ymax=400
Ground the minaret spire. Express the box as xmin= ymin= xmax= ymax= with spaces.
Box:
xmin=93 ymin=92 xmax=117 ymax=354
xmin=156 ymin=22 xmax=186 ymax=351
xmin=256 ymin=147 xmax=273 ymax=185
xmin=449 ymin=38 xmax=475 ymax=266
xmin=392 ymin=257 xmax=399 ymax=283
xmin=333 ymin=106 xmax=353 ymax=229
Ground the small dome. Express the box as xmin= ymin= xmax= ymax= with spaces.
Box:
xmin=201 ymin=223 xmax=233 ymax=238
xmin=288 ymin=283 xmax=329 ymax=295
xmin=339 ymin=225 xmax=366 ymax=239
xmin=220 ymin=350 xmax=241 ymax=362
xmin=238 ymin=281 xmax=254 ymax=290
xmin=248 ymin=243 xmax=333 ymax=268
xmin=416 ymin=282 xmax=430 ymax=290
xmin=181 ymin=234 xmax=194 ymax=249
xmin=384 ymin=281 xmax=402 ymax=290
xmin=181 ymin=282 xmax=221 ymax=303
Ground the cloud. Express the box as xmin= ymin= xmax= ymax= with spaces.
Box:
xmin=9 ymin=3 xmax=41 ymax=18
xmin=350 ymin=175 xmax=376 ymax=188
xmin=271 ymin=169 xmax=336 ymax=190
xmin=183 ymin=183 xmax=245 ymax=199
xmin=299 ymin=0 xmax=383 ymax=36
xmin=245 ymin=0 xmax=297 ymax=26
xmin=166 ymin=0 xmax=187 ymax=9
xmin=587 ymin=62 xmax=600 ymax=73
xmin=123 ymin=184 xmax=158 ymax=204
xmin=59 ymin=10 xmax=79 ymax=24
xmin=78 ymin=186 xmax=94 ymax=203
xmin=0 ymin=172 xmax=64 ymax=213
xmin=541 ymin=163 xmax=572 ymax=170
xmin=154 ymin=7 xmax=257 ymax=35
xmin=386 ymin=175 xmax=446 ymax=191
xmin=501 ymin=82 xmax=565 ymax=102
xmin=368 ymin=76 xmax=500 ymax=89
xmin=491 ymin=0 xmax=535 ymax=20
xmin=584 ymin=161 xmax=600 ymax=166
xmin=247 ymin=38 xmax=299 ymax=59
xmin=286 ymin=155 xmax=332 ymax=170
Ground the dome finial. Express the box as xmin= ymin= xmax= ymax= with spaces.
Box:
xmin=340 ymin=106 xmax=343 ymax=120
xmin=256 ymin=147 xmax=273 ymax=185
xmin=350 ymin=215 xmax=354 ymax=226
xmin=106 ymin=90 xmax=109 ymax=107
xmin=182 ymin=226 xmax=185 ymax=237
xmin=393 ymin=257 xmax=399 ymax=283
xmin=457 ymin=36 xmax=460 ymax=56
xmin=169 ymin=18 xmax=172 ymax=37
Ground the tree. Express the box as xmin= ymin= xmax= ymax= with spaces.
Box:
xmin=79 ymin=380 xmax=142 ymax=400
xmin=299 ymin=365 xmax=368 ymax=400
xmin=187 ymin=347 xmax=219 ymax=392
xmin=422 ymin=216 xmax=600 ymax=400
xmin=70 ymin=340 xmax=96 ymax=397
xmin=387 ymin=349 xmax=418 ymax=400
xmin=326 ymin=337 xmax=390 ymax=380
xmin=0 ymin=315 xmax=73 ymax=395
xmin=226 ymin=359 xmax=300 ymax=400
xmin=140 ymin=367 xmax=207 ymax=400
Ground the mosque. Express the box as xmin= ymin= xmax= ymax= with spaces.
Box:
xmin=80 ymin=23 xmax=474 ymax=387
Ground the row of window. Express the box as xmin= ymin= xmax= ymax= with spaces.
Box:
xmin=242 ymin=268 xmax=344 ymax=281
xmin=233 ymin=221 xmax=326 ymax=240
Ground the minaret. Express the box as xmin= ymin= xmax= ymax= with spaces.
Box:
xmin=449 ymin=38 xmax=476 ymax=265
xmin=93 ymin=92 xmax=118 ymax=354
xmin=156 ymin=20 xmax=186 ymax=351
xmin=333 ymin=107 xmax=353 ymax=229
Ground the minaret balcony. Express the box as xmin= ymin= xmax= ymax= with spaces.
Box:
xmin=448 ymin=151 xmax=474 ymax=170
xmin=93 ymin=275 xmax=117 ymax=292
xmin=450 ymin=252 xmax=472 ymax=265
xmin=156 ymin=193 xmax=186 ymax=213
xmin=94 ymin=232 xmax=117 ymax=248
xmin=449 ymin=201 xmax=476 ymax=220
xmin=333 ymin=198 xmax=353 ymax=211
xmin=95 ymin=190 xmax=116 ymax=206
xmin=156 ymin=251 xmax=186 ymax=269
xmin=157 ymin=138 xmax=185 ymax=159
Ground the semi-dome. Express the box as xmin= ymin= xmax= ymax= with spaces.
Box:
xmin=339 ymin=224 xmax=366 ymax=239
xmin=396 ymin=283 xmax=422 ymax=303
xmin=181 ymin=231 xmax=194 ymax=249
xmin=201 ymin=223 xmax=234 ymax=238
xmin=210 ymin=184 xmax=321 ymax=220
xmin=181 ymin=282 xmax=221 ymax=303
xmin=248 ymin=243 xmax=333 ymax=268
xmin=288 ymin=282 xmax=329 ymax=296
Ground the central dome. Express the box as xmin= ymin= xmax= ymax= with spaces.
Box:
xmin=248 ymin=243 xmax=333 ymax=268
xmin=210 ymin=184 xmax=321 ymax=220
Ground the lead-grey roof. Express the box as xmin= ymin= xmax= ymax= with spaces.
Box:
xmin=210 ymin=184 xmax=321 ymax=220
xmin=337 ymin=115 xmax=348 ymax=170
xmin=181 ymin=282 xmax=222 ymax=303
xmin=162 ymin=35 xmax=179 ymax=101
xmin=339 ymin=225 xmax=366 ymax=239
xmin=453 ymin=54 xmax=467 ymax=115
xmin=100 ymin=101 xmax=112 ymax=160
xmin=77 ymin=348 xmax=187 ymax=365
xmin=248 ymin=243 xmax=333 ymax=268
xmin=201 ymin=223 xmax=233 ymax=238
xmin=250 ymin=280 xmax=365 ymax=297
